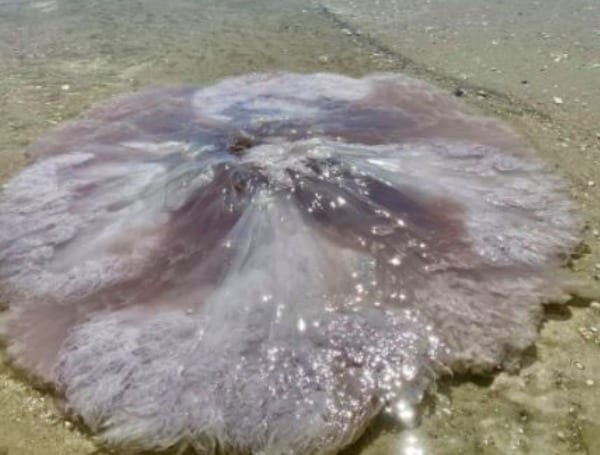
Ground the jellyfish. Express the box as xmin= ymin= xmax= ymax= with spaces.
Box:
xmin=0 ymin=73 xmax=579 ymax=454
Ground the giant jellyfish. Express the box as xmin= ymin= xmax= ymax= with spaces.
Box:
xmin=0 ymin=73 xmax=579 ymax=454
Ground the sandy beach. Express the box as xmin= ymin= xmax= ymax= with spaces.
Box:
xmin=0 ymin=1 xmax=598 ymax=454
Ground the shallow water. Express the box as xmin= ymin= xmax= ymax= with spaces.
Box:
xmin=0 ymin=1 xmax=599 ymax=454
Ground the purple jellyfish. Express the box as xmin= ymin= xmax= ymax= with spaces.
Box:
xmin=0 ymin=73 xmax=579 ymax=454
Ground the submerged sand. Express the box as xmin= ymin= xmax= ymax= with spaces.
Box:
xmin=0 ymin=1 xmax=598 ymax=454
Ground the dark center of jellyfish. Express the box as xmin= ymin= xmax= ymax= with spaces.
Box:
xmin=226 ymin=117 xmax=314 ymax=158
xmin=228 ymin=131 xmax=256 ymax=157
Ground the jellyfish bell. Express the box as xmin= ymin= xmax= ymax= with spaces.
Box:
xmin=0 ymin=73 xmax=579 ymax=454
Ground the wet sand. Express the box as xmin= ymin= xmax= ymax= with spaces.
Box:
xmin=1 ymin=0 xmax=599 ymax=454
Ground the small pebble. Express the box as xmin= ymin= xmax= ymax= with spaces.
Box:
xmin=585 ymin=379 xmax=595 ymax=386
xmin=553 ymin=96 xmax=563 ymax=105
xmin=574 ymin=361 xmax=584 ymax=370
xmin=482 ymin=436 xmax=495 ymax=447
xmin=577 ymin=326 xmax=593 ymax=341
xmin=61 ymin=84 xmax=70 ymax=91
xmin=453 ymin=88 xmax=466 ymax=97
xmin=341 ymin=28 xmax=353 ymax=36
xmin=557 ymin=431 xmax=567 ymax=441
xmin=318 ymin=55 xmax=330 ymax=64
xmin=441 ymin=407 xmax=453 ymax=416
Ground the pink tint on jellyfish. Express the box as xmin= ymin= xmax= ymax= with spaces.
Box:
xmin=0 ymin=73 xmax=578 ymax=454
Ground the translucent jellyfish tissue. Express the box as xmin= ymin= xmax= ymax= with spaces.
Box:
xmin=0 ymin=73 xmax=579 ymax=454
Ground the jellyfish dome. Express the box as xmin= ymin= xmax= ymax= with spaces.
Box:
xmin=0 ymin=73 xmax=578 ymax=454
